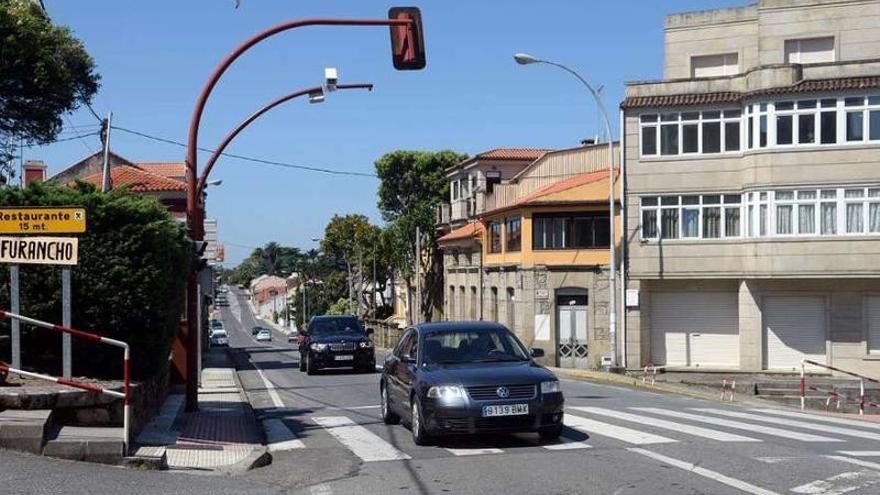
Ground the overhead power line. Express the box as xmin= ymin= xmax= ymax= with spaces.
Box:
xmin=112 ymin=125 xmax=378 ymax=178
xmin=26 ymin=132 xmax=102 ymax=147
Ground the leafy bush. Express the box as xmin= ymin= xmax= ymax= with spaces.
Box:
xmin=0 ymin=182 xmax=190 ymax=379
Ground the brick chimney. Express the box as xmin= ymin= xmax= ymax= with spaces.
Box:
xmin=23 ymin=160 xmax=47 ymax=186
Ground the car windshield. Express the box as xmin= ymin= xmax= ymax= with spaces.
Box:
xmin=309 ymin=317 xmax=363 ymax=334
xmin=213 ymin=330 xmax=227 ymax=337
xmin=421 ymin=328 xmax=530 ymax=364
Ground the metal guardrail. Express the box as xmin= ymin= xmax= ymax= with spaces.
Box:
xmin=801 ymin=358 xmax=880 ymax=415
xmin=0 ymin=309 xmax=131 ymax=454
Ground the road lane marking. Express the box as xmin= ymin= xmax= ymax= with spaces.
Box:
xmin=628 ymin=448 xmax=781 ymax=495
xmin=345 ymin=405 xmax=381 ymax=410
xmin=826 ymin=455 xmax=880 ymax=471
xmin=791 ymin=470 xmax=880 ymax=495
xmin=693 ymin=408 xmax=880 ymax=442
xmin=311 ymin=416 xmax=411 ymax=462
xmin=837 ymin=451 xmax=880 ymax=457
xmin=751 ymin=408 xmax=880 ymax=431
xmin=542 ymin=436 xmax=593 ymax=450
xmin=571 ymin=406 xmax=761 ymax=443
xmin=310 ymin=484 xmax=333 ymax=495
xmin=563 ymin=413 xmax=676 ymax=445
xmin=253 ymin=364 xmax=284 ymax=408
xmin=264 ymin=418 xmax=305 ymax=451
xmin=632 ymin=408 xmax=842 ymax=442
xmin=445 ymin=447 xmax=504 ymax=456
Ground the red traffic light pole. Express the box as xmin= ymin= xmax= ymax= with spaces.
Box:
xmin=183 ymin=12 xmax=423 ymax=411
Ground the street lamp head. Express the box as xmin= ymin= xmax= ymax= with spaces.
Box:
xmin=206 ymin=179 xmax=223 ymax=187
xmin=308 ymin=89 xmax=325 ymax=104
xmin=513 ymin=52 xmax=542 ymax=65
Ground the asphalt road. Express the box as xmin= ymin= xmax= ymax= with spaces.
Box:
xmin=222 ymin=288 xmax=880 ymax=495
xmin=4 ymin=288 xmax=880 ymax=495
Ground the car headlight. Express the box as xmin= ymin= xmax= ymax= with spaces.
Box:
xmin=310 ymin=343 xmax=328 ymax=352
xmin=427 ymin=385 xmax=466 ymax=399
xmin=358 ymin=341 xmax=373 ymax=349
xmin=541 ymin=380 xmax=561 ymax=394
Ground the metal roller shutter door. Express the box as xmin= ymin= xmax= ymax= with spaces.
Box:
xmin=764 ymin=296 xmax=826 ymax=371
xmin=867 ymin=296 xmax=880 ymax=355
xmin=651 ymin=292 xmax=739 ymax=368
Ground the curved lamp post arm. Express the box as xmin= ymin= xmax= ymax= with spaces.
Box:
xmin=196 ymin=82 xmax=374 ymax=195
xmin=185 ymin=17 xmax=412 ymax=230
xmin=538 ymin=60 xmax=614 ymax=143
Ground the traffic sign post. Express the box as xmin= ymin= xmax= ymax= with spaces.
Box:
xmin=1 ymin=208 xmax=85 ymax=377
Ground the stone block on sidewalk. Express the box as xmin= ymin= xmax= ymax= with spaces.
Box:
xmin=0 ymin=409 xmax=53 ymax=454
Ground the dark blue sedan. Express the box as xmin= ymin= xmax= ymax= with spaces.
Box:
xmin=380 ymin=321 xmax=564 ymax=446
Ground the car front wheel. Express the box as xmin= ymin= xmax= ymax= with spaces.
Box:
xmin=306 ymin=353 xmax=317 ymax=375
xmin=410 ymin=398 xmax=431 ymax=446
xmin=299 ymin=352 xmax=306 ymax=372
xmin=380 ymin=384 xmax=400 ymax=425
xmin=539 ymin=424 xmax=563 ymax=441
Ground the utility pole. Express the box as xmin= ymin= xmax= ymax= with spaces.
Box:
xmin=415 ymin=226 xmax=421 ymax=324
xmin=100 ymin=112 xmax=113 ymax=192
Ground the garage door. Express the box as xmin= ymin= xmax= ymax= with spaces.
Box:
xmin=764 ymin=296 xmax=826 ymax=371
xmin=651 ymin=292 xmax=739 ymax=368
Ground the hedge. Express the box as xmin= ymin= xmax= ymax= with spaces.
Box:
xmin=0 ymin=182 xmax=191 ymax=380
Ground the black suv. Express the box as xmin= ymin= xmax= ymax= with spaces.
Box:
xmin=299 ymin=315 xmax=375 ymax=375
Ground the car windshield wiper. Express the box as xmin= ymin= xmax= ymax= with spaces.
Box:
xmin=428 ymin=359 xmax=466 ymax=364
xmin=472 ymin=356 xmax=527 ymax=363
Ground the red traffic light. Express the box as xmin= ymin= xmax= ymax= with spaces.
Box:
xmin=389 ymin=7 xmax=426 ymax=70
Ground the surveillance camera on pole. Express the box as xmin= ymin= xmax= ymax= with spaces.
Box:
xmin=308 ymin=89 xmax=326 ymax=104
xmin=324 ymin=67 xmax=338 ymax=92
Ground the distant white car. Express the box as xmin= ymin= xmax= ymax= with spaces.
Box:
xmin=256 ymin=329 xmax=272 ymax=342
xmin=210 ymin=330 xmax=229 ymax=347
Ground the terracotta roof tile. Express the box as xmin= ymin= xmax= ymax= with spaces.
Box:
xmin=137 ymin=162 xmax=186 ymax=181
xmin=475 ymin=148 xmax=553 ymax=161
xmin=77 ymin=165 xmax=188 ymax=193
xmin=438 ymin=221 xmax=483 ymax=243
xmin=622 ymin=76 xmax=880 ymax=109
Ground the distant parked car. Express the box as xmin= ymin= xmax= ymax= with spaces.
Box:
xmin=252 ymin=326 xmax=268 ymax=336
xmin=256 ymin=329 xmax=272 ymax=342
xmin=210 ymin=329 xmax=229 ymax=347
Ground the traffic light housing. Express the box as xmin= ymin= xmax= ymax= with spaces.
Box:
xmin=389 ymin=7 xmax=426 ymax=70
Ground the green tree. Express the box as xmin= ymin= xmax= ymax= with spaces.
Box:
xmin=326 ymin=298 xmax=357 ymax=315
xmin=0 ymin=1 xmax=100 ymax=179
xmin=375 ymin=150 xmax=467 ymax=322
xmin=0 ymin=182 xmax=190 ymax=379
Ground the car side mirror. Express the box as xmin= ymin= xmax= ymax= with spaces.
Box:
xmin=366 ymin=327 xmax=375 ymax=335
xmin=401 ymin=354 xmax=416 ymax=364
xmin=530 ymin=348 xmax=545 ymax=358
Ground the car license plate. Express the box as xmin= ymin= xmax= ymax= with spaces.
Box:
xmin=334 ymin=355 xmax=354 ymax=361
xmin=482 ymin=404 xmax=529 ymax=417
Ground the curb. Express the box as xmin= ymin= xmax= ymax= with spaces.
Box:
xmin=549 ymin=367 xmax=739 ymax=404
xmin=222 ymin=348 xmax=274 ymax=473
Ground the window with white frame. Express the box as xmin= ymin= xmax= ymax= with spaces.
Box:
xmin=640 ymin=109 xmax=741 ymax=157
xmin=691 ymin=53 xmax=739 ymax=78
xmin=785 ymin=37 xmax=835 ymax=64
xmin=639 ymin=94 xmax=880 ymax=158
xmin=640 ymin=194 xmax=742 ymax=240
xmin=743 ymin=186 xmax=880 ymax=238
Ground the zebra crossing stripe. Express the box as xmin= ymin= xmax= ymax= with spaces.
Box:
xmin=826 ymin=455 xmax=880 ymax=471
xmin=751 ymin=408 xmax=880 ymax=431
xmin=311 ymin=416 xmax=411 ymax=462
xmin=631 ymin=408 xmax=842 ymax=442
xmin=542 ymin=436 xmax=592 ymax=450
xmin=445 ymin=447 xmax=504 ymax=456
xmin=629 ymin=448 xmax=782 ymax=495
xmin=571 ymin=406 xmax=761 ymax=442
xmin=692 ymin=408 xmax=880 ymax=442
xmin=563 ymin=413 xmax=677 ymax=445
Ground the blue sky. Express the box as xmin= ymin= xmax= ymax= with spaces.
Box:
xmin=31 ymin=0 xmax=741 ymax=265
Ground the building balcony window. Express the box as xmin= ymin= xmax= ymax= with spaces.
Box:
xmin=640 ymin=186 xmax=880 ymax=241
xmin=638 ymin=94 xmax=880 ymax=159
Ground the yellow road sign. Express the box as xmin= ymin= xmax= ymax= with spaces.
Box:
xmin=0 ymin=207 xmax=86 ymax=234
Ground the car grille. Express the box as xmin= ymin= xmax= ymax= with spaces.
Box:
xmin=466 ymin=384 xmax=536 ymax=401
xmin=329 ymin=342 xmax=356 ymax=352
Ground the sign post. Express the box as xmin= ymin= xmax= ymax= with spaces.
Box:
xmin=1 ymin=207 xmax=85 ymax=377
xmin=10 ymin=265 xmax=19 ymax=369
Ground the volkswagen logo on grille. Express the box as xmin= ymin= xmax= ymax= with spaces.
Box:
xmin=496 ymin=386 xmax=510 ymax=399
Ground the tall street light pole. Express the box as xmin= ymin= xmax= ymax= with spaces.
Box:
xmin=513 ymin=52 xmax=619 ymax=369
xmin=182 ymin=11 xmax=425 ymax=412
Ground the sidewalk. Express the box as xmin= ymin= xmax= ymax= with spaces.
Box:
xmin=133 ymin=348 xmax=266 ymax=474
